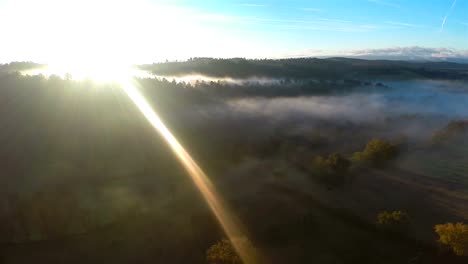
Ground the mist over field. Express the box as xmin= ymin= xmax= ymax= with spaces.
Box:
xmin=1 ymin=58 xmax=468 ymax=264
xmin=2 ymin=0 xmax=468 ymax=262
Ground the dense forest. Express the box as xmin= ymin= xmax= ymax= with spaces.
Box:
xmin=140 ymin=57 xmax=468 ymax=80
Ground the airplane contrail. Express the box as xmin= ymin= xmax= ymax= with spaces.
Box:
xmin=441 ymin=0 xmax=457 ymax=31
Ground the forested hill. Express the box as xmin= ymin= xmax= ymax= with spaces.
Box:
xmin=139 ymin=57 xmax=468 ymax=80
xmin=0 ymin=62 xmax=45 ymax=72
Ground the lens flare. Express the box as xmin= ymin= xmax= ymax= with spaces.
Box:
xmin=120 ymin=78 xmax=257 ymax=264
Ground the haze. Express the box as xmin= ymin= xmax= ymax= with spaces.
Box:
xmin=1 ymin=0 xmax=468 ymax=64
xmin=1 ymin=1 xmax=468 ymax=264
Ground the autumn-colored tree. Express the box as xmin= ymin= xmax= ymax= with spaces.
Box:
xmin=206 ymin=239 xmax=242 ymax=264
xmin=312 ymin=155 xmax=329 ymax=172
xmin=206 ymin=237 xmax=259 ymax=264
xmin=327 ymin=153 xmax=351 ymax=175
xmin=353 ymin=139 xmax=398 ymax=167
xmin=434 ymin=222 xmax=468 ymax=256
xmin=311 ymin=153 xmax=351 ymax=187
xmin=376 ymin=210 xmax=409 ymax=232
xmin=431 ymin=120 xmax=468 ymax=143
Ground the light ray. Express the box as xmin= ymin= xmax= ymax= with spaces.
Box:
xmin=119 ymin=78 xmax=257 ymax=264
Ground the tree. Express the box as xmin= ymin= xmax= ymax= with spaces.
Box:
xmin=327 ymin=153 xmax=351 ymax=175
xmin=311 ymin=153 xmax=351 ymax=187
xmin=434 ymin=223 xmax=468 ymax=256
xmin=312 ymin=155 xmax=328 ymax=172
xmin=206 ymin=239 xmax=242 ymax=264
xmin=206 ymin=237 xmax=259 ymax=264
xmin=376 ymin=210 xmax=409 ymax=232
xmin=431 ymin=120 xmax=468 ymax=144
xmin=353 ymin=139 xmax=398 ymax=167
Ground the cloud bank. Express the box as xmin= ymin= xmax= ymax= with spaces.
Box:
xmin=287 ymin=46 xmax=468 ymax=62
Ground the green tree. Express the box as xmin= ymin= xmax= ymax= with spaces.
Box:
xmin=434 ymin=222 xmax=468 ymax=256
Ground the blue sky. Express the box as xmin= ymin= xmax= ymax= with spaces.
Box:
xmin=0 ymin=0 xmax=467 ymax=63
xmin=180 ymin=0 xmax=468 ymax=52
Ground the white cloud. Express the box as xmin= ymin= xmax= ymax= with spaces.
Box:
xmin=285 ymin=46 xmax=468 ymax=61
xmin=346 ymin=47 xmax=468 ymax=58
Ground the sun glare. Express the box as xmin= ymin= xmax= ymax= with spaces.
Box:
xmin=119 ymin=79 xmax=258 ymax=264
xmin=37 ymin=62 xmax=131 ymax=82
xmin=29 ymin=60 xmax=259 ymax=263
xmin=21 ymin=61 xmax=155 ymax=83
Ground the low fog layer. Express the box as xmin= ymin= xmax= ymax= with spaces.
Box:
xmin=175 ymin=80 xmax=468 ymax=144
xmin=221 ymin=80 xmax=468 ymax=121
xmin=1 ymin=71 xmax=467 ymax=264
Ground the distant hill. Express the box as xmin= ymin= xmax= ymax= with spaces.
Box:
xmin=139 ymin=57 xmax=468 ymax=80
xmin=0 ymin=61 xmax=45 ymax=73
xmin=345 ymin=55 xmax=468 ymax=64
xmin=293 ymin=47 xmax=468 ymax=64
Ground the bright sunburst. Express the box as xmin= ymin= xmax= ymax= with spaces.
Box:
xmin=46 ymin=63 xmax=128 ymax=82
xmin=22 ymin=62 xmax=154 ymax=83
xmin=120 ymin=78 xmax=257 ymax=264
xmin=25 ymin=61 xmax=258 ymax=264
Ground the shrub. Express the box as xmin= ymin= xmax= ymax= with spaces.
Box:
xmin=353 ymin=139 xmax=398 ymax=167
xmin=434 ymin=222 xmax=468 ymax=256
